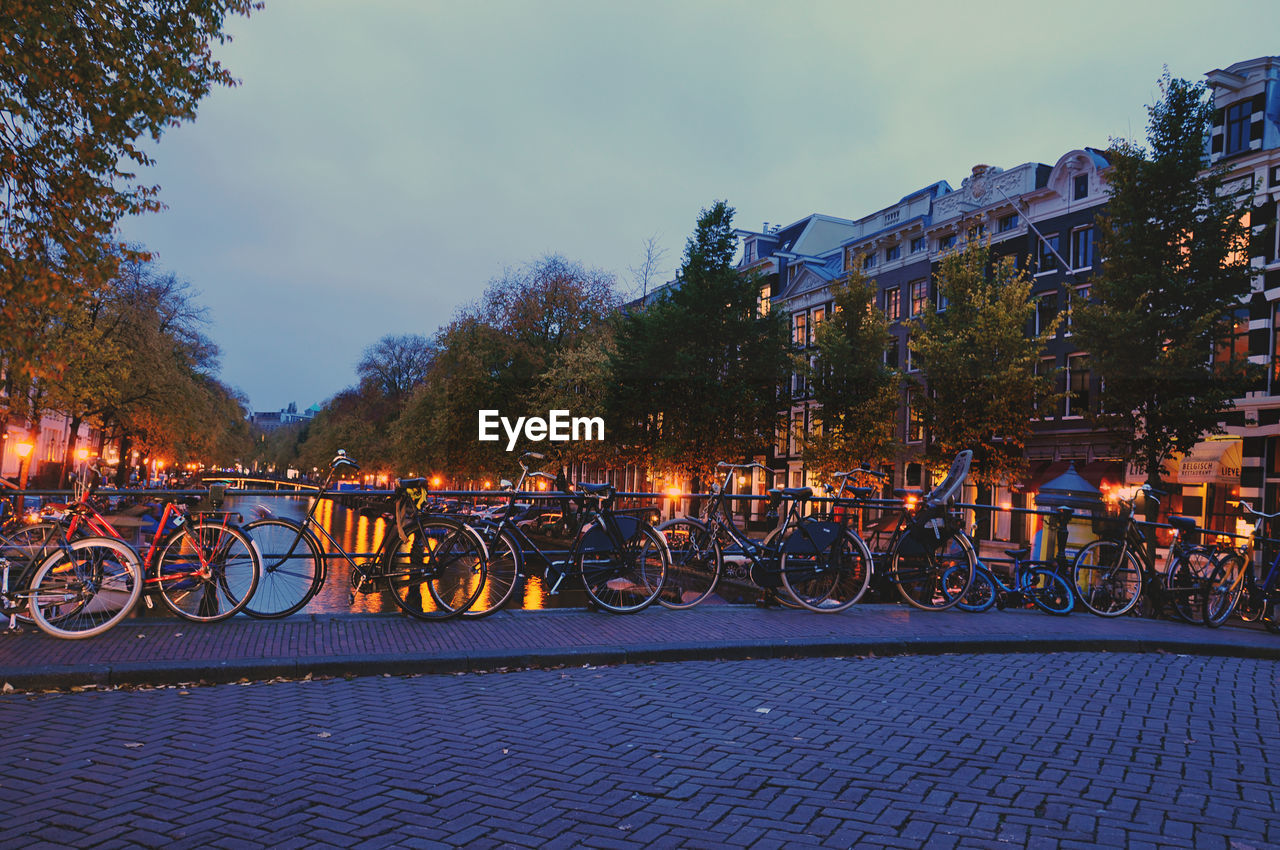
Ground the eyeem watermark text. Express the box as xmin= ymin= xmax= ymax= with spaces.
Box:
xmin=478 ymin=410 xmax=605 ymax=451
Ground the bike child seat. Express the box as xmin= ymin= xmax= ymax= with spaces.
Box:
xmin=924 ymin=450 xmax=972 ymax=509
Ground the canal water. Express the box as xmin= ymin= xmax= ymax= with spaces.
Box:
xmin=229 ymin=494 xmax=597 ymax=614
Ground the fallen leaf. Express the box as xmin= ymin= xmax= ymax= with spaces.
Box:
xmin=124 ymin=742 xmax=143 ymax=749
xmin=317 ymin=732 xmax=331 ymax=739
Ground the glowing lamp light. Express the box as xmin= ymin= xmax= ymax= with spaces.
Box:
xmin=76 ymin=448 xmax=89 ymax=461
xmin=483 ymin=480 xmax=491 ymax=489
xmin=903 ymin=493 xmax=919 ymax=510
xmin=430 ymin=476 xmax=443 ymax=488
xmin=15 ymin=442 xmax=33 ymax=459
xmin=664 ymin=486 xmax=682 ymax=499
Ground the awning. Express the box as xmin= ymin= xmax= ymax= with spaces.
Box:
xmin=1020 ymin=459 xmax=1126 ymax=493
xmin=1177 ymin=439 xmax=1242 ymax=485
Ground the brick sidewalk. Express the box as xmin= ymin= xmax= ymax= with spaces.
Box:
xmin=3 ymin=603 xmax=1279 ymax=690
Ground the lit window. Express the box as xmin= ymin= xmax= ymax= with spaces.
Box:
xmin=883 ymin=287 xmax=901 ymax=322
xmin=909 ymin=280 xmax=928 ymax=317
xmin=793 ymin=313 xmax=807 ymax=346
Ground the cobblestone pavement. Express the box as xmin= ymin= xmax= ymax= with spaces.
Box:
xmin=5 ymin=605 xmax=1280 ymax=691
xmin=4 ymin=652 xmax=1277 ymax=848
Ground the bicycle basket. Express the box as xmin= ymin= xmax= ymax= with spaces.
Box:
xmin=1091 ymin=509 xmax=1125 ymax=536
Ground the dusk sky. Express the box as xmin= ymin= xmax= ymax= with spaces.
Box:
xmin=117 ymin=1 xmax=1280 ymax=414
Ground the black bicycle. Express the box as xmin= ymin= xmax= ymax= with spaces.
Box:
xmin=242 ymin=451 xmax=487 ymax=620
xmin=1071 ymin=485 xmax=1215 ymax=621
xmin=1201 ymin=501 xmax=1280 ymax=631
xmin=656 ymin=461 xmax=873 ymax=612
xmin=463 ymin=453 xmax=668 ymax=614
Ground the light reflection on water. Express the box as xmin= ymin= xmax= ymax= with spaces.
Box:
xmin=229 ymin=495 xmax=589 ymax=615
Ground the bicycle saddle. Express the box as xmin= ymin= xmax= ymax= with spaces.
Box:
xmin=777 ymin=486 xmax=813 ymax=501
xmin=396 ymin=477 xmax=428 ymax=490
xmin=1167 ymin=515 xmax=1199 ymax=532
xmin=576 ymin=482 xmax=615 ymax=498
xmin=1004 ymin=547 xmax=1031 ymax=560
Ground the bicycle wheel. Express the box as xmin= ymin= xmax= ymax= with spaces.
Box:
xmin=242 ymin=518 xmax=324 ymax=618
xmin=779 ymin=526 xmax=873 ymax=612
xmin=464 ymin=526 xmax=523 ymax=618
xmin=656 ymin=518 xmax=722 ymax=609
xmin=1203 ymin=553 xmax=1246 ymax=628
xmin=577 ymin=522 xmax=667 ymax=613
xmin=1023 ymin=567 xmax=1074 ymax=615
xmin=1164 ymin=546 xmax=1214 ymax=624
xmin=0 ymin=521 xmax=63 ymax=622
xmin=954 ymin=565 xmax=997 ymax=613
xmin=384 ymin=517 xmax=486 ymax=621
xmin=27 ymin=536 xmax=142 ymax=639
xmin=1072 ymin=539 xmax=1142 ymax=617
xmin=155 ymin=522 xmax=260 ymax=623
xmin=887 ymin=528 xmax=975 ymax=611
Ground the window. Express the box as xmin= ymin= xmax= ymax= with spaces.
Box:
xmin=1226 ymin=100 xmax=1252 ymax=156
xmin=790 ymin=410 xmax=804 ymax=456
xmin=967 ymin=224 xmax=985 ymax=241
xmin=909 ymin=279 xmax=928 ymax=317
xmin=885 ymin=245 xmax=901 ymax=263
xmin=938 ymin=234 xmax=955 ymax=251
xmin=793 ymin=371 xmax=807 ymax=398
xmin=776 ymin=418 xmax=789 ymax=457
xmin=757 ymin=283 xmax=771 ymax=317
xmin=1065 ymin=354 xmax=1090 ymax=417
xmin=1071 ymin=227 xmax=1093 ymax=270
xmin=1073 ymin=174 xmax=1088 ymax=200
xmin=793 ymin=313 xmax=807 ymax=346
xmin=884 ymin=339 xmax=899 ymax=368
xmin=907 ymin=392 xmax=924 ymax=443
xmin=1214 ymin=306 xmax=1250 ymax=371
xmin=1035 ymin=292 xmax=1058 ymax=336
xmin=1064 ymin=285 xmax=1089 ymax=335
xmin=997 ymin=213 xmax=1018 ymax=233
xmin=937 ymin=288 xmax=949 ymax=312
xmin=1038 ymin=234 xmax=1060 ymax=273
xmin=906 ymin=342 xmax=918 ymax=372
xmin=862 ymin=254 xmax=876 ymax=271
xmin=883 ymin=287 xmax=901 ymax=322
xmin=811 ymin=307 xmax=825 ymax=335
xmin=1272 ymin=304 xmax=1280 ymax=394
xmin=1035 ymin=357 xmax=1056 ymax=417
xmin=910 ymin=236 xmax=926 ymax=253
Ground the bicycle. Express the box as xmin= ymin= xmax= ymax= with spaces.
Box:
xmin=461 ymin=452 xmax=668 ymax=614
xmin=954 ymin=508 xmax=1076 ymax=615
xmin=834 ymin=451 xmax=977 ymax=612
xmin=3 ymin=467 xmax=260 ymax=634
xmin=1071 ymin=485 xmax=1215 ymax=620
xmin=242 ymin=451 xmax=487 ymax=620
xmin=1201 ymin=501 xmax=1280 ymax=631
xmin=656 ymin=461 xmax=872 ymax=612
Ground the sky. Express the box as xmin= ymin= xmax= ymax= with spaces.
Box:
xmin=118 ymin=0 xmax=1280 ymax=414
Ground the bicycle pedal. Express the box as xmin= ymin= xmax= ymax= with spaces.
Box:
xmin=143 ymin=596 xmax=154 ymax=610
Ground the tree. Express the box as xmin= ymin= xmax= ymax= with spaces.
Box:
xmin=1074 ymin=72 xmax=1255 ymax=485
xmin=911 ymin=238 xmax=1059 ymax=485
xmin=388 ymin=255 xmax=619 ymax=481
xmin=609 ymin=201 xmax=791 ymax=480
xmin=1 ymin=0 xmax=259 ymax=380
xmin=802 ymin=265 xmax=901 ymax=475
xmin=357 ymin=334 xmax=436 ymax=404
